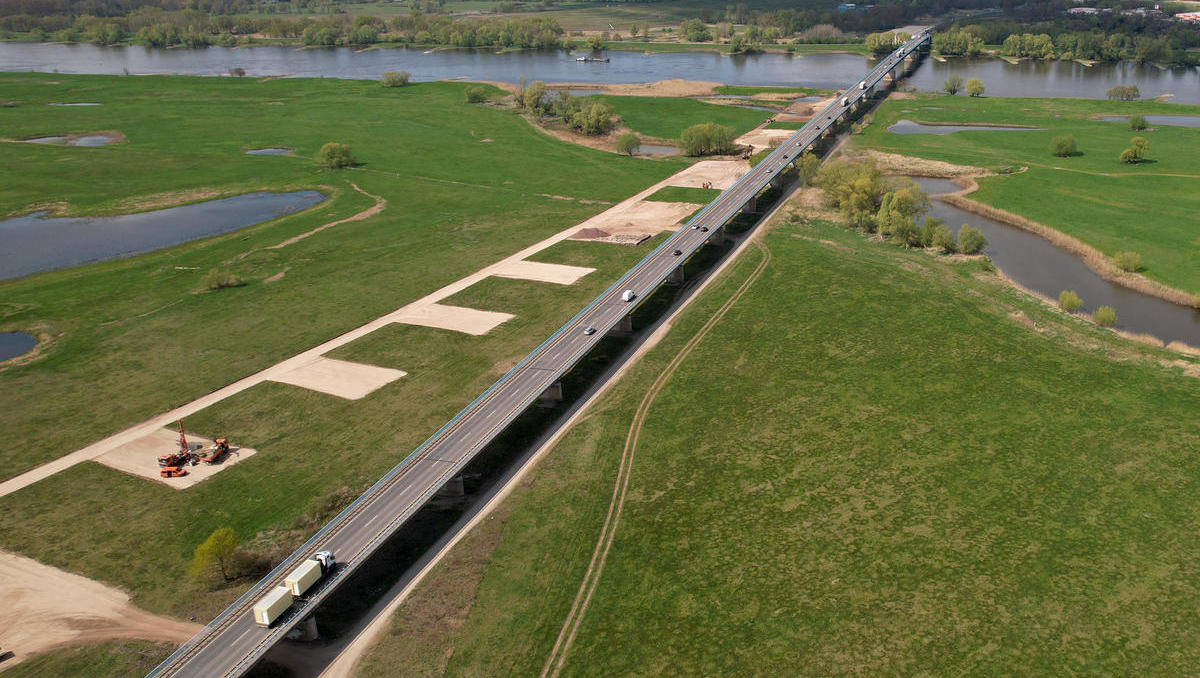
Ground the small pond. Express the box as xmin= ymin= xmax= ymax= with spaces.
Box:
xmin=26 ymin=134 xmax=116 ymax=146
xmin=47 ymin=102 xmax=102 ymax=106
xmin=639 ymin=144 xmax=679 ymax=155
xmin=0 ymin=190 xmax=327 ymax=280
xmin=246 ymin=148 xmax=293 ymax=155
xmin=889 ymin=119 xmax=1044 ymax=135
xmin=910 ymin=176 xmax=1200 ymax=347
xmin=1098 ymin=115 xmax=1200 ymax=128
xmin=0 ymin=332 xmax=38 ymax=362
xmin=567 ymin=89 xmax=606 ymax=96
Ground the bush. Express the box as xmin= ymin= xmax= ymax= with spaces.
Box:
xmin=569 ymin=100 xmax=616 ymax=136
xmin=943 ymin=75 xmax=963 ymax=95
xmin=1128 ymin=114 xmax=1147 ymax=131
xmin=1120 ymin=136 xmax=1148 ymax=163
xmin=1049 ymin=135 xmax=1076 ymax=157
xmin=1058 ymin=289 xmax=1083 ymax=312
xmin=965 ymin=78 xmax=985 ymax=97
xmin=932 ymin=224 xmax=958 ymax=253
xmin=1194 ymin=292 xmax=1200 ymax=310
xmin=958 ymin=225 xmax=987 ymax=254
xmin=381 ymin=71 xmax=411 ymax=87
xmin=1113 ymin=251 xmax=1142 ymax=272
xmin=200 ymin=268 xmax=244 ymax=291
xmin=464 ymin=85 xmax=487 ymax=103
xmin=317 ymin=142 xmax=356 ymax=169
xmin=229 ymin=67 xmax=246 ymax=77
xmin=616 ymin=132 xmax=641 ymax=156
xmin=1093 ymin=305 xmax=1117 ymax=326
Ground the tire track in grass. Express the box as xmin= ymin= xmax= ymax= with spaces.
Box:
xmin=542 ymin=239 xmax=773 ymax=678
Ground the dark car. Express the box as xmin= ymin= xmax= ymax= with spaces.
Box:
xmin=583 ymin=326 xmax=596 ymax=336
xmin=673 ymin=249 xmax=682 ymax=256
xmin=700 ymin=226 xmax=709 ymax=232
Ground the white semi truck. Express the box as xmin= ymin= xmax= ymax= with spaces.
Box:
xmin=252 ymin=551 xmax=336 ymax=627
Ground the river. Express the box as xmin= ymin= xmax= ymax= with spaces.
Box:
xmin=910 ymin=177 xmax=1200 ymax=347
xmin=1 ymin=42 xmax=1198 ymax=104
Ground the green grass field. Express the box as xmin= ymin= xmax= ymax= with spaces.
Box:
xmin=0 ymin=231 xmax=664 ymax=620
xmin=1 ymin=640 xmax=174 ymax=678
xmin=0 ymin=73 xmax=686 ymax=481
xmin=712 ymin=85 xmax=830 ymax=97
xmin=853 ymin=93 xmax=1200 ymax=294
xmin=598 ymin=95 xmax=772 ymax=140
xmin=359 ymin=212 xmax=1200 ymax=675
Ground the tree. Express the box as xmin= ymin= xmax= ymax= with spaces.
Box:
xmin=678 ymin=122 xmax=736 ymax=157
xmin=1128 ymin=114 xmax=1147 ymax=131
xmin=1093 ymin=306 xmax=1118 ymax=326
xmin=189 ymin=527 xmax=238 ymax=583
xmin=816 ymin=159 xmax=890 ymax=232
xmin=1120 ymin=136 xmax=1148 ymax=163
xmin=958 ymin=225 xmax=987 ymax=254
xmin=523 ymin=80 xmax=548 ymax=115
xmin=1050 ymin=135 xmax=1076 ymax=157
xmin=865 ymin=31 xmax=899 ymax=56
xmin=629 ymin=24 xmax=639 ymax=38
xmin=794 ymin=153 xmax=821 ymax=186
xmin=585 ymin=33 xmax=604 ymax=49
xmin=681 ymin=18 xmax=712 ymax=42
xmin=1058 ymin=289 xmax=1083 ymax=312
xmin=875 ymin=180 xmax=929 ymax=243
xmin=464 ymin=85 xmax=487 ymax=103
xmin=381 ymin=70 xmax=410 ymax=87
xmin=569 ymin=100 xmax=616 ymax=136
xmin=943 ymin=75 xmax=963 ymax=95
xmin=616 ymin=132 xmax=641 ymax=156
xmin=317 ymin=142 xmax=355 ymax=169
xmin=1106 ymin=84 xmax=1139 ymax=101
xmin=965 ymin=78 xmax=985 ymax=97
xmin=1113 ymin=251 xmax=1142 ymax=272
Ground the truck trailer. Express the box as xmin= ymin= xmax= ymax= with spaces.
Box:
xmin=284 ymin=551 xmax=336 ymax=597
xmin=253 ymin=586 xmax=294 ymax=627
xmin=252 ymin=551 xmax=336 ymax=627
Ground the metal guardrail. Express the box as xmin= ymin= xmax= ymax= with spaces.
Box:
xmin=148 ymin=28 xmax=931 ymax=678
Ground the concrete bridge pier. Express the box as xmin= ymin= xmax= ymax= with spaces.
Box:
xmin=742 ymin=196 xmax=757 ymax=213
xmin=436 ymin=475 xmax=466 ymax=497
xmin=607 ymin=314 xmax=634 ymax=337
xmin=296 ymin=616 xmax=319 ymax=641
xmin=667 ymin=266 xmax=685 ymax=284
xmin=536 ymin=380 xmax=564 ymax=406
xmin=707 ymin=225 xmax=728 ymax=246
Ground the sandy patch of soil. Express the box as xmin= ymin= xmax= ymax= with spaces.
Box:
xmin=269 ymin=356 xmax=407 ymax=400
xmin=666 ymin=159 xmax=750 ymax=190
xmin=546 ymin=79 xmax=722 ymax=98
xmin=108 ymin=188 xmax=227 ymax=214
xmin=736 ymin=127 xmax=795 ymax=150
xmin=268 ymin=183 xmax=385 ymax=249
xmin=491 ymin=260 xmax=595 ymax=285
xmin=265 ymin=267 xmax=290 ymax=283
xmin=0 ymin=550 xmax=199 ymax=668
xmin=94 ymin=427 xmax=258 ymax=489
xmin=388 ymin=303 xmax=514 ymax=336
xmin=569 ymin=199 xmax=702 ymax=245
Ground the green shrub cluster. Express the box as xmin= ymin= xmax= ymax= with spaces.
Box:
xmin=1058 ymin=290 xmax=1083 ymax=312
xmin=200 ymin=269 xmax=244 ymax=291
xmin=678 ymin=122 xmax=737 ymax=157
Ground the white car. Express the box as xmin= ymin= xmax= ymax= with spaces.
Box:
xmin=621 ymin=289 xmax=636 ymax=302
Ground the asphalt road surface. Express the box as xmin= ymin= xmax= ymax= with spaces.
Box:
xmin=148 ymin=29 xmax=932 ymax=678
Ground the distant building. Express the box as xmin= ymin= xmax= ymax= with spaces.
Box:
xmin=1176 ymin=11 xmax=1200 ymax=22
xmin=1069 ymin=7 xmax=1100 ymax=15
xmin=837 ymin=3 xmax=857 ymax=11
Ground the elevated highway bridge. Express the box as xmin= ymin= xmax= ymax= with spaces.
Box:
xmin=148 ymin=28 xmax=932 ymax=678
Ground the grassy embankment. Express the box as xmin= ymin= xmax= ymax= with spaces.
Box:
xmin=0 ymin=72 xmax=686 ymax=481
xmin=357 ymin=204 xmax=1199 ymax=674
xmin=853 ymin=93 xmax=1200 ymax=295
xmin=1 ymin=640 xmax=176 ymax=678
xmin=644 ymin=186 xmax=722 ymax=203
xmin=597 ymin=95 xmax=771 ymax=141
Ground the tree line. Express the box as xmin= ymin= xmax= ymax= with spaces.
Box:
xmin=933 ymin=17 xmax=1200 ymax=66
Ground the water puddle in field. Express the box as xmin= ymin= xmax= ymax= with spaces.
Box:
xmin=567 ymin=89 xmax=605 ymax=96
xmin=1098 ymin=115 xmax=1200 ymax=128
xmin=246 ymin=148 xmax=293 ymax=155
xmin=889 ymin=119 xmax=1044 ymax=135
xmin=47 ymin=102 xmax=102 ymax=106
xmin=0 ymin=332 xmax=38 ymax=361
xmin=26 ymin=134 xmax=116 ymax=146
xmin=639 ymin=144 xmax=679 ymax=155
xmin=0 ymin=190 xmax=327 ymax=280
xmin=909 ymin=176 xmax=1200 ymax=346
